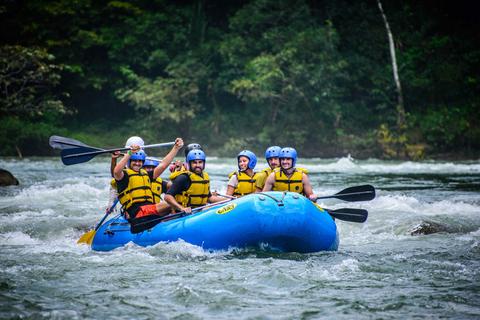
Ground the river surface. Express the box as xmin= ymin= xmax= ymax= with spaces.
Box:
xmin=0 ymin=156 xmax=479 ymax=319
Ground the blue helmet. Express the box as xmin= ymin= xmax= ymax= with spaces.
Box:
xmin=237 ymin=150 xmax=257 ymax=170
xmin=143 ymin=157 xmax=160 ymax=167
xmin=279 ymin=147 xmax=297 ymax=167
xmin=130 ymin=150 xmax=146 ymax=162
xmin=265 ymin=146 xmax=281 ymax=160
xmin=186 ymin=149 xmax=206 ymax=163
xmin=184 ymin=143 xmax=203 ymax=158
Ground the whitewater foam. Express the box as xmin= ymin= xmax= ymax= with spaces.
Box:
xmin=0 ymin=231 xmax=39 ymax=245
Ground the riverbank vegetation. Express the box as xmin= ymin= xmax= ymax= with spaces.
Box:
xmin=1 ymin=0 xmax=478 ymax=159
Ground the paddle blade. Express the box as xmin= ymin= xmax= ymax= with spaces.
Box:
xmin=317 ymin=185 xmax=376 ymax=202
xmin=77 ymin=229 xmax=96 ymax=245
xmin=61 ymin=146 xmax=100 ymax=165
xmin=49 ymin=135 xmax=95 ymax=150
xmin=327 ymin=208 xmax=368 ymax=223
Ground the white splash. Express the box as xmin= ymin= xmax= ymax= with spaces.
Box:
xmin=0 ymin=231 xmax=39 ymax=245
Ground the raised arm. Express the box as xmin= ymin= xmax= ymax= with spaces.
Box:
xmin=113 ymin=145 xmax=139 ymax=180
xmin=153 ymin=138 xmax=184 ymax=179
xmin=110 ymin=151 xmax=121 ymax=177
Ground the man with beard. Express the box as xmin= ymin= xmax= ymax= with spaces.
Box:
xmin=164 ymin=149 xmax=224 ymax=213
xmin=262 ymin=147 xmax=317 ymax=201
xmin=255 ymin=146 xmax=281 ymax=192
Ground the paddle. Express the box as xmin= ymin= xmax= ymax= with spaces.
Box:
xmin=325 ymin=207 xmax=368 ymax=223
xmin=189 ymin=193 xmax=368 ymax=222
xmin=315 ymin=185 xmax=375 ymax=202
xmin=60 ymin=141 xmax=175 ymax=165
xmin=77 ymin=199 xmax=119 ymax=245
xmin=50 ymin=136 xmax=161 ymax=164
xmin=216 ymin=193 xmax=236 ymax=199
xmin=49 ymin=135 xmax=102 ymax=150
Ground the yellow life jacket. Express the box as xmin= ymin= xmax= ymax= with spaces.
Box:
xmin=297 ymin=167 xmax=308 ymax=174
xmin=272 ymin=168 xmax=304 ymax=194
xmin=117 ymin=168 xmax=154 ymax=210
xmin=110 ymin=178 xmax=117 ymax=189
xmin=169 ymin=166 xmax=187 ymax=180
xmin=175 ymin=171 xmax=210 ymax=208
xmin=151 ymin=177 xmax=163 ymax=204
xmin=170 ymin=170 xmax=187 ymax=207
xmin=228 ymin=170 xmax=259 ymax=196
xmin=255 ymin=167 xmax=274 ymax=190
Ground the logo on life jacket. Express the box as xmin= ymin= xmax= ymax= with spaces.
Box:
xmin=216 ymin=203 xmax=237 ymax=215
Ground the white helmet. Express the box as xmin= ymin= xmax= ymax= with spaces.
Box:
xmin=125 ymin=136 xmax=145 ymax=148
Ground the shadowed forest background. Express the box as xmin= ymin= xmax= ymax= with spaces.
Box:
xmin=1 ymin=0 xmax=479 ymax=159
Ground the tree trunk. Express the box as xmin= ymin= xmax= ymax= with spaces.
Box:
xmin=208 ymin=82 xmax=220 ymax=135
xmin=189 ymin=0 xmax=206 ymax=48
xmin=377 ymin=0 xmax=406 ymax=130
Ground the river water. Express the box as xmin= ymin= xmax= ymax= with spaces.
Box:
xmin=0 ymin=156 xmax=479 ymax=319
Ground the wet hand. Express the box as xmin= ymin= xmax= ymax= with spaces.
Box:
xmin=174 ymin=138 xmax=184 ymax=150
xmin=308 ymin=194 xmax=318 ymax=202
xmin=111 ymin=151 xmax=121 ymax=159
xmin=169 ymin=160 xmax=183 ymax=172
xmin=130 ymin=144 xmax=141 ymax=153
xmin=182 ymin=206 xmax=192 ymax=214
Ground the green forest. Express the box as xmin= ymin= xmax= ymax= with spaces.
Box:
xmin=1 ymin=0 xmax=479 ymax=159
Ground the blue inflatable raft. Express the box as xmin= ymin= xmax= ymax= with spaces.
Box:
xmin=91 ymin=192 xmax=339 ymax=252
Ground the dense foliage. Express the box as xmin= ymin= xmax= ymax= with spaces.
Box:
xmin=1 ymin=0 xmax=478 ymax=159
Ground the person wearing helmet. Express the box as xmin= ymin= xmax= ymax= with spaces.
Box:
xmin=109 ymin=136 xmax=146 ymax=177
xmin=255 ymin=146 xmax=282 ymax=192
xmin=164 ymin=149 xmax=223 ymax=214
xmin=262 ymin=147 xmax=317 ymax=200
xmin=107 ymin=136 xmax=146 ymax=211
xmin=168 ymin=143 xmax=204 ymax=177
xmin=113 ymin=137 xmax=184 ymax=233
xmin=226 ymin=150 xmax=260 ymax=197
xmin=143 ymin=157 xmax=171 ymax=204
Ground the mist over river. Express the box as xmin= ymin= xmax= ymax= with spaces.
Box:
xmin=0 ymin=156 xmax=479 ymax=319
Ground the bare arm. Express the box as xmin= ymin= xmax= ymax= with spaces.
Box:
xmin=208 ymin=195 xmax=226 ymax=203
xmin=226 ymin=185 xmax=235 ymax=196
xmin=255 ymin=172 xmax=267 ymax=192
xmin=302 ymin=173 xmax=316 ymax=200
xmin=110 ymin=151 xmax=121 ymax=177
xmin=113 ymin=153 xmax=131 ymax=181
xmin=153 ymin=138 xmax=184 ymax=179
xmin=164 ymin=194 xmax=187 ymax=213
xmin=262 ymin=172 xmax=276 ymax=191
xmin=226 ymin=174 xmax=238 ymax=196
